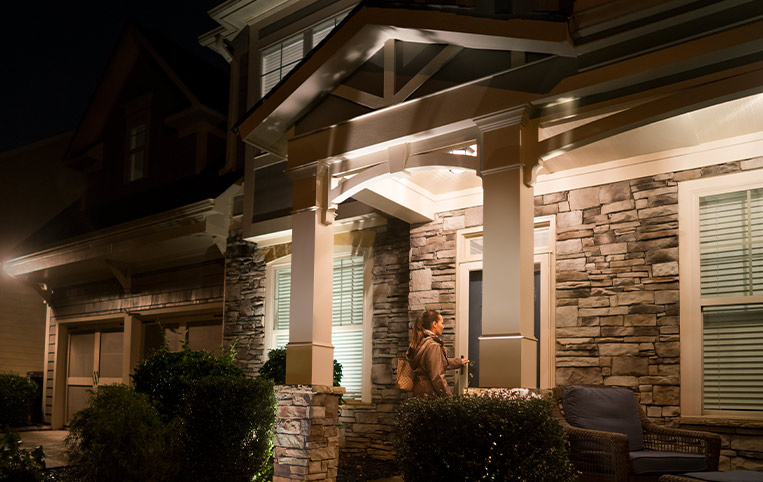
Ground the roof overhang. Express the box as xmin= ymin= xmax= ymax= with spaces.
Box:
xmin=3 ymin=186 xmax=239 ymax=290
xmin=236 ymin=4 xmax=573 ymax=157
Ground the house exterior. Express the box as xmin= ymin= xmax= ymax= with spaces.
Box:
xmin=200 ymin=0 xmax=763 ymax=478
xmin=3 ymin=24 xmax=237 ymax=428
xmin=0 ymin=132 xmax=81 ymax=382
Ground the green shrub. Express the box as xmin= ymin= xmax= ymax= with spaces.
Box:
xmin=0 ymin=374 xmax=38 ymax=427
xmin=64 ymin=385 xmax=166 ymax=482
xmin=259 ymin=347 xmax=343 ymax=386
xmin=394 ymin=391 xmax=579 ymax=482
xmin=131 ymin=344 xmax=243 ymax=420
xmin=0 ymin=431 xmax=47 ymax=482
xmin=174 ymin=376 xmax=276 ymax=482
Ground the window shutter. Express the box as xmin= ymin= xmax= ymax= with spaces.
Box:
xmin=333 ymin=328 xmax=363 ymax=399
xmin=703 ymin=305 xmax=763 ymax=411
xmin=700 ymin=189 xmax=763 ymax=297
xmin=332 ymin=257 xmax=364 ymax=326
xmin=274 ymin=267 xmax=291 ymax=331
xmin=700 ymin=188 xmax=763 ymax=411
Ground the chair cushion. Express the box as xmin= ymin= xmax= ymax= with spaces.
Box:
xmin=563 ymin=386 xmax=645 ymax=451
xmin=683 ymin=471 xmax=763 ymax=482
xmin=629 ymin=450 xmax=707 ymax=475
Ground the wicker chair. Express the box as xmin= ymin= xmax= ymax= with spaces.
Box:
xmin=552 ymin=386 xmax=721 ymax=482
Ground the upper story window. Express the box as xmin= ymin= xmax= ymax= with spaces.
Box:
xmin=679 ymin=170 xmax=763 ymax=417
xmin=127 ymin=121 xmax=147 ymax=182
xmin=123 ymin=93 xmax=152 ymax=183
xmin=259 ymin=12 xmax=348 ymax=98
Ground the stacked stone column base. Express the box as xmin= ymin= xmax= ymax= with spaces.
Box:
xmin=274 ymin=385 xmax=345 ymax=481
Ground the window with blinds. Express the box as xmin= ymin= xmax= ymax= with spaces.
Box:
xmin=259 ymin=12 xmax=348 ymax=98
xmin=260 ymin=34 xmax=303 ymax=98
xmin=271 ymin=256 xmax=365 ymax=399
xmin=699 ymin=188 xmax=763 ymax=412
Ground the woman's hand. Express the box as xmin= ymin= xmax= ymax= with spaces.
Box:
xmin=460 ymin=358 xmax=469 ymax=365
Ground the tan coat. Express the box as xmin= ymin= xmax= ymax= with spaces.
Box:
xmin=408 ymin=335 xmax=462 ymax=397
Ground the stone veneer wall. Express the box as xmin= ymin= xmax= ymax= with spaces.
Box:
xmin=223 ymin=221 xmax=412 ymax=459
xmin=44 ymin=260 xmax=225 ymax=422
xmin=224 ymin=229 xmax=267 ymax=377
xmin=274 ymin=385 xmax=343 ymax=481
xmin=338 ymin=218 xmax=410 ymax=459
xmin=536 ymin=157 xmax=763 ymax=470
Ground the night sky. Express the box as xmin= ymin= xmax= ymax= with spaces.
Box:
xmin=0 ymin=0 xmax=229 ymax=152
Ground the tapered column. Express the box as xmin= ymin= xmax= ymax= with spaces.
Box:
xmin=476 ymin=108 xmax=537 ymax=388
xmin=285 ymin=161 xmax=335 ymax=386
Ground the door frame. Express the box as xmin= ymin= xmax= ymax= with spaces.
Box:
xmin=455 ymin=215 xmax=556 ymax=391
xmin=51 ymin=313 xmax=139 ymax=428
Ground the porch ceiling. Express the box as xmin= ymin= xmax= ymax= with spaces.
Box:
xmin=540 ymin=90 xmax=763 ymax=174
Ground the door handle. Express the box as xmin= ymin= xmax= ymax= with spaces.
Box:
xmin=93 ymin=371 xmax=99 ymax=386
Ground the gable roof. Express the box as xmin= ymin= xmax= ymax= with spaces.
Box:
xmin=66 ymin=22 xmax=228 ymax=160
xmin=233 ymin=0 xmax=573 ymax=157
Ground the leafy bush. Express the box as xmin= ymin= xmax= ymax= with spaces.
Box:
xmin=0 ymin=431 xmax=47 ymax=482
xmin=131 ymin=344 xmax=243 ymax=420
xmin=259 ymin=347 xmax=343 ymax=386
xmin=0 ymin=374 xmax=38 ymax=427
xmin=174 ymin=376 xmax=276 ymax=482
xmin=394 ymin=391 xmax=579 ymax=482
xmin=64 ymin=385 xmax=166 ymax=482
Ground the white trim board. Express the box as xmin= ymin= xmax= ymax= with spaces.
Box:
xmin=535 ymin=131 xmax=763 ymax=196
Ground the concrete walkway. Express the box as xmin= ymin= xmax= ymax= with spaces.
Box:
xmin=17 ymin=430 xmax=69 ymax=468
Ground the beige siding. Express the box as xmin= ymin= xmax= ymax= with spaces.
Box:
xmin=0 ymin=275 xmax=46 ymax=375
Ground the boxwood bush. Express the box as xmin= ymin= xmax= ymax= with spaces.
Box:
xmin=131 ymin=344 xmax=243 ymax=420
xmin=64 ymin=385 xmax=166 ymax=482
xmin=394 ymin=391 xmax=579 ymax=482
xmin=0 ymin=374 xmax=38 ymax=427
xmin=173 ymin=376 xmax=276 ymax=482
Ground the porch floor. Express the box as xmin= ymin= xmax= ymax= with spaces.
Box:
xmin=18 ymin=429 xmax=69 ymax=468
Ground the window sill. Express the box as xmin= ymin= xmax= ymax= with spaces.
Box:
xmin=680 ymin=416 xmax=763 ymax=429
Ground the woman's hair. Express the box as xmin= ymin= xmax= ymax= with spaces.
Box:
xmin=409 ymin=310 xmax=440 ymax=349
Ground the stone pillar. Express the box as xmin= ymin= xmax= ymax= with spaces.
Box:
xmin=223 ymin=229 xmax=266 ymax=377
xmin=274 ymin=385 xmax=345 ymax=481
xmin=285 ymin=161 xmax=336 ymax=386
xmin=476 ymin=108 xmax=538 ymax=388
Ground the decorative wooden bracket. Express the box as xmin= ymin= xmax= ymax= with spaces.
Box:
xmin=27 ymin=281 xmax=53 ymax=304
xmin=333 ymin=40 xmax=462 ymax=109
xmin=105 ymin=260 xmax=132 ymax=293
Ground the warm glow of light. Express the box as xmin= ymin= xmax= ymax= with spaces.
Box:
xmin=448 ymin=143 xmax=478 ymax=157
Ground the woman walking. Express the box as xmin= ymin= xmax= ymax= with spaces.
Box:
xmin=407 ymin=310 xmax=468 ymax=397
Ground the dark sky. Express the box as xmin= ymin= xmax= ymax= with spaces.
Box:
xmin=0 ymin=0 xmax=229 ymax=152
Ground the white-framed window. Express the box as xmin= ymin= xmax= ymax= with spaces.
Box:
xmin=265 ymin=246 xmax=372 ymax=401
xmin=679 ymin=170 xmax=763 ymax=417
xmin=259 ymin=11 xmax=348 ymax=98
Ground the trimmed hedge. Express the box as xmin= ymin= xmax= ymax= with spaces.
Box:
xmin=395 ymin=392 xmax=579 ymax=482
xmin=0 ymin=374 xmax=38 ymax=427
xmin=131 ymin=344 xmax=242 ymax=420
xmin=64 ymin=385 xmax=166 ymax=482
xmin=174 ymin=376 xmax=276 ymax=482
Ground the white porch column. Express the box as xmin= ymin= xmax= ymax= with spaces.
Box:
xmin=285 ymin=161 xmax=336 ymax=386
xmin=476 ymin=108 xmax=538 ymax=388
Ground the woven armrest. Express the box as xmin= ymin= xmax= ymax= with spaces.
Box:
xmin=642 ymin=422 xmax=721 ymax=471
xmin=557 ymin=417 xmax=631 ymax=481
